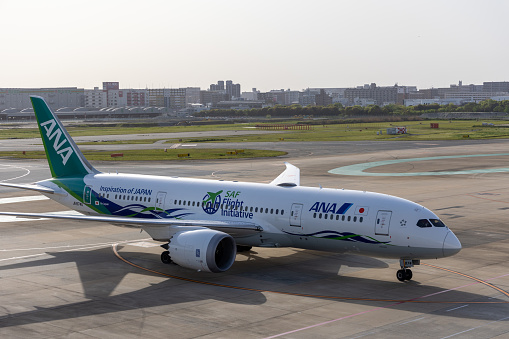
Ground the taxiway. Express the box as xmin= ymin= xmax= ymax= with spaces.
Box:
xmin=0 ymin=139 xmax=508 ymax=338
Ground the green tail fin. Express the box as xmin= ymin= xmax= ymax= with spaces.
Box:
xmin=30 ymin=96 xmax=98 ymax=178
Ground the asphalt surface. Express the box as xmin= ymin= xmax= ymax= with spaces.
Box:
xmin=0 ymin=137 xmax=508 ymax=338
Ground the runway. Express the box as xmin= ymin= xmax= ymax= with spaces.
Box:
xmin=0 ymin=139 xmax=508 ymax=338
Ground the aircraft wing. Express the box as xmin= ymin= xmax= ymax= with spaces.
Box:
xmin=270 ymin=162 xmax=300 ymax=186
xmin=0 ymin=211 xmax=263 ymax=237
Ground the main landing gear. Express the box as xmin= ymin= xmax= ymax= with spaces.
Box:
xmin=397 ymin=259 xmax=420 ymax=282
xmin=160 ymin=243 xmax=172 ymax=264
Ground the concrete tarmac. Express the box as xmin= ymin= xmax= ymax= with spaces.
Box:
xmin=0 ymin=139 xmax=508 ymax=338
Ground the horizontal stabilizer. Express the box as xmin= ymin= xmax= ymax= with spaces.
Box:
xmin=0 ymin=182 xmax=55 ymax=194
xmin=270 ymin=162 xmax=300 ymax=186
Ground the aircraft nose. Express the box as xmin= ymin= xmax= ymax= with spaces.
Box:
xmin=443 ymin=231 xmax=462 ymax=257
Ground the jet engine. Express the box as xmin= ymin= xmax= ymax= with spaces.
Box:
xmin=167 ymin=229 xmax=237 ymax=272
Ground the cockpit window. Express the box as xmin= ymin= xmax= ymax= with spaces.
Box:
xmin=430 ymin=219 xmax=446 ymax=227
xmin=417 ymin=219 xmax=432 ymax=228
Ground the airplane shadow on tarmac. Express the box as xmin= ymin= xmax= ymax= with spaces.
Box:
xmin=0 ymin=246 xmax=507 ymax=329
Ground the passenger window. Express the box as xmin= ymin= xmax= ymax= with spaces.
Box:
xmin=324 ymin=214 xmax=328 ymax=220
xmin=353 ymin=216 xmax=357 ymax=222
xmin=265 ymin=208 xmax=268 ymax=213
xmin=270 ymin=209 xmax=273 ymax=214
xmin=319 ymin=213 xmax=322 ymax=219
xmin=174 ymin=200 xmax=177 ymax=204
xmin=313 ymin=213 xmax=316 ymax=218
xmin=417 ymin=219 xmax=432 ymax=228
xmin=360 ymin=217 xmax=363 ymax=222
xmin=336 ymin=215 xmax=339 ymax=220
xmin=255 ymin=207 xmax=258 ymax=212
xmin=347 ymin=216 xmax=351 ymax=221
xmin=250 ymin=207 xmax=253 ymax=212
xmin=281 ymin=210 xmax=284 ymax=215
xmin=342 ymin=215 xmax=345 ymax=221
xmin=276 ymin=209 xmax=279 ymax=214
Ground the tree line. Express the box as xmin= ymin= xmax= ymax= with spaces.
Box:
xmin=194 ymin=99 xmax=509 ymax=118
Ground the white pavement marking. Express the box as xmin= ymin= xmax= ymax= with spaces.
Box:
xmin=129 ymin=241 xmax=161 ymax=248
xmin=0 ymin=239 xmax=151 ymax=262
xmin=0 ymin=164 xmax=31 ymax=182
xmin=445 ymin=304 xmax=469 ymax=312
xmin=0 ymin=195 xmax=49 ymax=205
xmin=440 ymin=316 xmax=509 ymax=339
xmin=0 ymin=210 xmax=82 ymax=223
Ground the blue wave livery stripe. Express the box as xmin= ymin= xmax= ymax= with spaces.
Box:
xmin=283 ymin=230 xmax=391 ymax=245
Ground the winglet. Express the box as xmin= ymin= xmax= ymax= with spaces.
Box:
xmin=30 ymin=96 xmax=99 ymax=178
xmin=270 ymin=162 xmax=300 ymax=187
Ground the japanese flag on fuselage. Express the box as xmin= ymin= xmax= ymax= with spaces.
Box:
xmin=355 ymin=206 xmax=369 ymax=215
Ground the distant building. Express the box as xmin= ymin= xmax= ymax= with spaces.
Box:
xmin=315 ymin=89 xmax=332 ymax=106
xmin=0 ymin=87 xmax=84 ymax=110
xmin=164 ymin=88 xmax=186 ymax=109
xmin=103 ymin=82 xmax=119 ymax=91
xmin=103 ymin=82 xmax=120 ymax=107
xmin=300 ymin=88 xmax=318 ymax=106
xmin=200 ymin=91 xmax=230 ymax=107
xmin=107 ymin=89 xmax=125 ymax=107
xmin=148 ymin=88 xmax=165 ymax=107
xmin=241 ymin=88 xmax=259 ymax=101
xmin=483 ymin=81 xmax=509 ymax=93
xmin=215 ymin=100 xmax=264 ymax=110
xmin=344 ymin=83 xmax=397 ymax=106
xmin=404 ymin=98 xmax=465 ymax=107
xmin=185 ymin=87 xmax=201 ymax=105
xmin=225 ymin=80 xmax=241 ymax=98
xmin=210 ymin=81 xmax=225 ymax=92
xmin=125 ymin=89 xmax=149 ymax=107
xmin=84 ymin=87 xmax=107 ymax=108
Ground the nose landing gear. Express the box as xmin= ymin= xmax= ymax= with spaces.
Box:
xmin=397 ymin=259 xmax=419 ymax=281
xmin=396 ymin=268 xmax=412 ymax=281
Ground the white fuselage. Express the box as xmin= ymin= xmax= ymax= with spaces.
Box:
xmin=44 ymin=172 xmax=461 ymax=261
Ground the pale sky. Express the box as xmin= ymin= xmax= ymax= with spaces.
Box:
xmin=1 ymin=0 xmax=508 ymax=91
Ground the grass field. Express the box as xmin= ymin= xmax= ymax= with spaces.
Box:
xmin=0 ymin=149 xmax=287 ymax=161
xmin=3 ymin=119 xmax=508 ymax=161
xmin=0 ymin=122 xmax=252 ymax=140
xmin=68 ymin=120 xmax=509 ymax=145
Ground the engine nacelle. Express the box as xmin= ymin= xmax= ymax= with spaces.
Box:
xmin=168 ymin=229 xmax=237 ymax=272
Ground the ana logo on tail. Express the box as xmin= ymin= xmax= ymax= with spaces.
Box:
xmin=40 ymin=119 xmax=74 ymax=166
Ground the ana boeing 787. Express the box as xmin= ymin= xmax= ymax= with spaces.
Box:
xmin=0 ymin=96 xmax=461 ymax=281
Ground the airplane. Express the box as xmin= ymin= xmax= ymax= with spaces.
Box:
xmin=0 ymin=96 xmax=461 ymax=282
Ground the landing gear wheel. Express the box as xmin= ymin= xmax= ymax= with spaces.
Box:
xmin=161 ymin=251 xmax=172 ymax=264
xmin=404 ymin=269 xmax=413 ymax=281
xmin=396 ymin=269 xmax=413 ymax=281
xmin=396 ymin=269 xmax=406 ymax=282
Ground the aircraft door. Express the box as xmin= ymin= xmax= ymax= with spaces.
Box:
xmin=290 ymin=203 xmax=304 ymax=227
xmin=155 ymin=191 xmax=167 ymax=211
xmin=83 ymin=186 xmax=92 ymax=205
xmin=375 ymin=210 xmax=392 ymax=236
